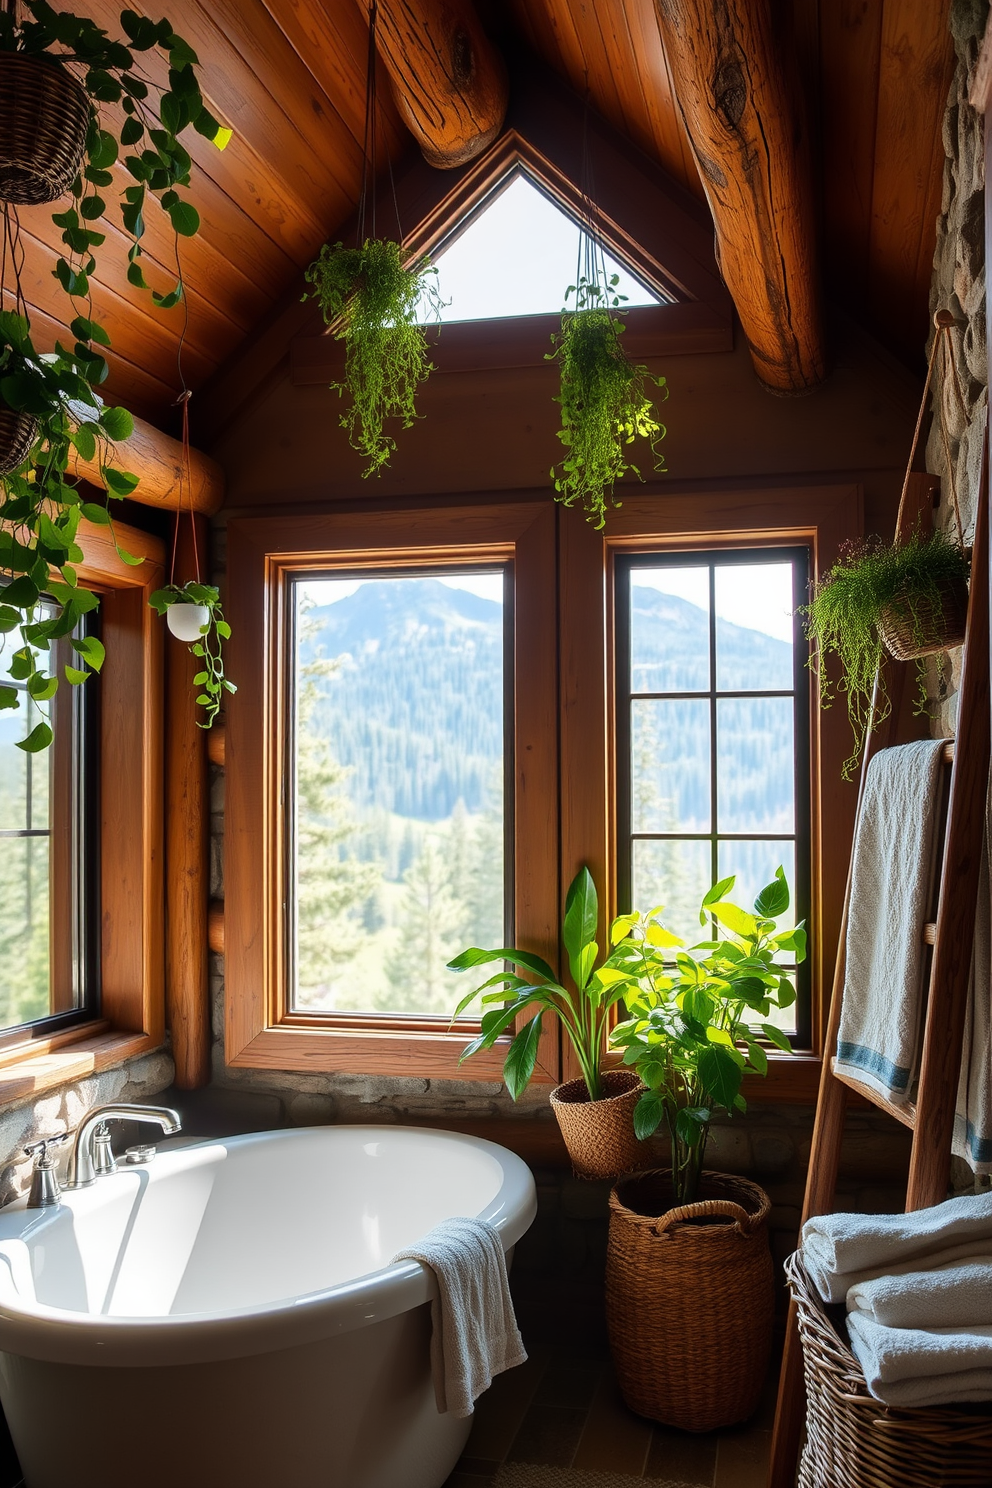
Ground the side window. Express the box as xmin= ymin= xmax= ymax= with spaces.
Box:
xmin=0 ymin=601 xmax=98 ymax=1042
xmin=288 ymin=567 xmax=511 ymax=1019
xmin=615 ymin=548 xmax=811 ymax=1043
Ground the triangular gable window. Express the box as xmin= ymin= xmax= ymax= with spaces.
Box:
xmin=419 ymin=171 xmax=667 ymax=324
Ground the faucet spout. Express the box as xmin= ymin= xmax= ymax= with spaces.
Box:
xmin=65 ymin=1104 xmax=182 ymax=1189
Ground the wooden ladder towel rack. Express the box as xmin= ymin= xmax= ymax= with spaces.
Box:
xmin=767 ymin=458 xmax=991 ymax=1488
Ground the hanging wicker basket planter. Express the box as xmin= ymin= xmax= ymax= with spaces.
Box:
xmin=879 ymin=567 xmax=970 ymax=661
xmin=0 ymin=53 xmax=90 ymax=206
xmin=785 ymin=1250 xmax=992 ymax=1488
xmin=606 ymin=1168 xmax=775 ymax=1432
xmin=549 ymin=1069 xmax=644 ymax=1181
xmin=0 ymin=398 xmax=37 ymax=477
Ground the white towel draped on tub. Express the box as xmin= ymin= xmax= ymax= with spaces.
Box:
xmin=846 ymin=1312 xmax=992 ymax=1407
xmin=392 ymin=1215 xmax=527 ymax=1419
xmin=835 ymin=739 xmax=945 ymax=1105
xmin=801 ymin=1191 xmax=992 ymax=1303
xmin=847 ymin=1257 xmax=992 ymax=1330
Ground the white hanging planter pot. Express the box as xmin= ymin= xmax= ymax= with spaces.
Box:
xmin=166 ymin=603 xmax=210 ymax=642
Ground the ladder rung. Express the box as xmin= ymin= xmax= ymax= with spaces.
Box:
xmin=942 ymin=739 xmax=955 ymax=764
xmin=830 ymin=1059 xmax=917 ymax=1128
xmin=923 ymin=922 xmax=936 ymax=945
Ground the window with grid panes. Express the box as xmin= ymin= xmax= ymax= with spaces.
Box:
xmin=615 ymin=548 xmax=811 ymax=1044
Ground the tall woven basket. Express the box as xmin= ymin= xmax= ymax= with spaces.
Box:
xmin=606 ymin=1169 xmax=775 ymax=1432
xmin=549 ymin=1070 xmax=644 ymax=1180
xmin=879 ymin=569 xmax=969 ymax=660
xmin=0 ymin=53 xmax=90 ymax=206
xmin=786 ymin=1250 xmax=992 ymax=1488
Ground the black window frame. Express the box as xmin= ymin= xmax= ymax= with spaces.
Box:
xmin=614 ymin=544 xmax=812 ymax=1048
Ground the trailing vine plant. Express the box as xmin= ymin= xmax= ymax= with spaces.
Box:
xmin=548 ymin=271 xmax=667 ymax=529
xmin=304 ymin=238 xmax=442 ymax=477
xmin=302 ymin=0 xmax=441 ymax=477
xmin=0 ymin=0 xmax=229 ymax=749
xmin=148 ymin=580 xmax=233 ymax=727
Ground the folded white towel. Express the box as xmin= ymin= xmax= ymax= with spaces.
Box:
xmin=801 ymin=1191 xmax=992 ymax=1302
xmin=835 ymin=739 xmax=945 ymax=1105
xmin=847 ymin=1311 xmax=992 ymax=1407
xmin=847 ymin=1257 xmax=992 ymax=1329
xmin=392 ymin=1215 xmax=527 ymax=1419
xmin=953 ymin=774 xmax=992 ymax=1174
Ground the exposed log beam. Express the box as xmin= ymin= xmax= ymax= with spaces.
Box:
xmin=654 ymin=0 xmax=826 ymax=395
xmin=69 ymin=413 xmax=225 ymax=516
xmin=366 ymin=0 xmax=508 ymax=169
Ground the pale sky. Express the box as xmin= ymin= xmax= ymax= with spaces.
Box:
xmin=298 ymin=572 xmax=505 ymax=610
xmin=630 ymin=563 xmax=795 ymax=643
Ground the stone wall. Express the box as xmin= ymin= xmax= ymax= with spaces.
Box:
xmin=928 ymin=0 xmax=988 ymax=733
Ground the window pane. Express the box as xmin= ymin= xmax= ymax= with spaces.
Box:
xmin=717 ymin=698 xmax=795 ymax=832
xmin=630 ymin=568 xmax=709 ymax=693
xmin=715 ymin=562 xmax=794 ymax=692
xmin=0 ymin=836 xmax=50 ymax=1029
xmin=632 ymin=698 xmax=710 ymax=833
xmin=0 ymin=692 xmax=30 ymax=832
xmin=717 ymin=840 xmax=797 ymax=932
xmin=632 ymin=837 xmax=711 ymax=950
xmin=292 ymin=572 xmax=506 ymax=1018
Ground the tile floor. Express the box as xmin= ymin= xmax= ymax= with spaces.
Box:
xmin=441 ymin=1343 xmax=777 ymax=1487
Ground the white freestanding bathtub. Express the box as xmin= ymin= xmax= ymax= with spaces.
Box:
xmin=0 ymin=1125 xmax=537 ymax=1488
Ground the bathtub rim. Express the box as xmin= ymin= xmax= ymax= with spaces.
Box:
xmin=0 ymin=1124 xmax=538 ymax=1368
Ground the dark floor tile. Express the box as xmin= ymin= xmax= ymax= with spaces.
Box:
xmin=506 ymin=1403 xmax=588 ymax=1467
xmin=533 ymin=1360 xmax=603 ymax=1411
xmin=572 ymin=1363 xmax=653 ymax=1476
xmin=713 ymin=1428 xmax=771 ymax=1488
xmin=457 ymin=1458 xmax=503 ymax=1477
xmin=442 ymin=1473 xmax=496 ymax=1488
xmin=463 ymin=1349 xmax=551 ymax=1463
xmin=645 ymin=1427 xmax=717 ymax=1485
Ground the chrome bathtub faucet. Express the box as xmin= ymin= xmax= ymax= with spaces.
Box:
xmin=24 ymin=1133 xmax=70 ymax=1209
xmin=64 ymin=1104 xmax=182 ymax=1190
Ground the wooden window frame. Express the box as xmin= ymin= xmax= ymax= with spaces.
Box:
xmin=225 ymin=500 xmax=560 ymax=1082
xmin=558 ymin=482 xmax=864 ymax=1103
xmin=0 ymin=516 xmax=166 ymax=1104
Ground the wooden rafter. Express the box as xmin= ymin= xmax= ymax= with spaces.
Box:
xmin=70 ymin=414 xmax=224 ymax=516
xmin=654 ymin=0 xmax=827 ymax=394
xmin=366 ymin=0 xmax=508 ymax=168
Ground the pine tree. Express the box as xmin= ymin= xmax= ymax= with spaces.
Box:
xmin=380 ymin=835 xmax=465 ymax=1014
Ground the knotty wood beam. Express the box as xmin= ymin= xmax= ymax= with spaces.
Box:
xmin=366 ymin=0 xmax=508 ymax=168
xmin=654 ymin=0 xmax=826 ymax=394
xmin=165 ymin=515 xmax=211 ymax=1090
xmin=70 ymin=413 xmax=224 ymax=516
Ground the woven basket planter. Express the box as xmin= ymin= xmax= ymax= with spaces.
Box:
xmin=0 ymin=400 xmax=37 ymax=477
xmin=786 ymin=1250 xmax=992 ymax=1488
xmin=0 ymin=54 xmax=90 ymax=206
xmin=879 ymin=569 xmax=969 ymax=660
xmin=606 ymin=1168 xmax=774 ymax=1432
xmin=549 ymin=1069 xmax=644 ymax=1181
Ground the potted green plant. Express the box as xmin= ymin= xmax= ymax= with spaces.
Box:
xmin=604 ymin=868 xmax=804 ymax=1432
xmin=304 ymin=238 xmax=442 ymax=478
xmin=547 ymin=274 xmax=667 ymax=529
xmin=149 ymin=581 xmax=234 ymax=728
xmin=0 ymin=2 xmax=228 ymax=748
xmin=803 ymin=528 xmax=970 ymax=779
xmin=448 ymin=865 xmax=662 ymax=1179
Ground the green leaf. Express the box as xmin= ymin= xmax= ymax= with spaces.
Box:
xmin=27 ymin=673 xmax=58 ymax=702
xmin=101 ymin=466 xmax=140 ymax=496
xmin=100 ymin=405 xmax=134 ymax=442
xmin=675 ymin=1105 xmax=708 ymax=1148
xmin=0 ymin=686 xmax=18 ymax=710
xmin=71 ymin=635 xmax=106 ymax=671
xmin=746 ymin=1040 xmax=769 ymax=1076
xmin=70 ymin=424 xmax=97 ymax=462
xmin=502 ymin=1013 xmax=544 ymax=1100
xmin=710 ymin=902 xmax=758 ymax=939
xmin=80 ymin=502 xmax=111 ymax=526
xmin=64 ymin=666 xmax=89 ymax=684
xmin=700 ymin=874 xmax=736 ymax=924
xmin=633 ymin=1090 xmax=665 ymax=1140
xmin=16 ymin=722 xmax=53 ymax=754
xmin=1 ymin=576 xmax=39 ymax=608
xmin=754 ymin=866 xmax=790 ymax=919
xmin=166 ymin=199 xmax=199 ymax=237
xmin=0 ymin=606 xmax=21 ymax=633
xmin=774 ymin=925 xmax=807 ymax=962
xmin=761 ymin=1023 xmax=793 ymax=1053
xmin=698 ymin=1043 xmax=745 ymax=1109
xmin=447 ymin=945 xmax=557 ymax=985
xmin=563 ymin=865 xmax=598 ymax=982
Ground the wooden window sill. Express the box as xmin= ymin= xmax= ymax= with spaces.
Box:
xmin=0 ymin=1029 xmax=159 ymax=1106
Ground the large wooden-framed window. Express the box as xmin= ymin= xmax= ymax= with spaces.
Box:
xmin=225 ymin=500 xmax=560 ymax=1082
xmin=558 ymin=482 xmax=863 ymax=1101
xmin=0 ymin=516 xmax=165 ymax=1103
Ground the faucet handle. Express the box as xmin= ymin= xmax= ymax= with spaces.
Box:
xmin=25 ymin=1133 xmax=69 ymax=1210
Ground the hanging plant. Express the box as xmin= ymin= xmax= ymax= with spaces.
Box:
xmin=803 ymin=529 xmax=970 ymax=780
xmin=548 ymin=274 xmax=667 ymax=530
xmin=0 ymin=1 xmax=230 ymax=750
xmin=304 ymin=237 xmax=442 ymax=478
xmin=148 ymin=580 xmax=233 ymax=728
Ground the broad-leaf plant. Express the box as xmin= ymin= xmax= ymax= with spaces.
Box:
xmin=0 ymin=2 xmax=229 ymax=749
xmin=610 ymin=868 xmax=805 ymax=1205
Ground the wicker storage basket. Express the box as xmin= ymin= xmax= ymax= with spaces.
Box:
xmin=0 ymin=401 xmax=37 ymax=477
xmin=786 ymin=1250 xmax=992 ymax=1488
xmin=606 ymin=1169 xmax=774 ymax=1432
xmin=0 ymin=54 xmax=90 ymax=206
xmin=549 ymin=1070 xmax=643 ymax=1180
xmin=879 ymin=569 xmax=969 ymax=660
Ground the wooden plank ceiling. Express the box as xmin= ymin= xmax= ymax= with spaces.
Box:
xmin=8 ymin=0 xmax=955 ymax=429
